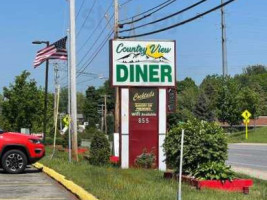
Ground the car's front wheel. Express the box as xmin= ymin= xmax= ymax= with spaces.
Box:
xmin=1 ymin=150 xmax=27 ymax=174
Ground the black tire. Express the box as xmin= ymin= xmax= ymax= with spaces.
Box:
xmin=1 ymin=150 xmax=27 ymax=174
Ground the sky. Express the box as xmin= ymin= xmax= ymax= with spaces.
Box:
xmin=0 ymin=0 xmax=266 ymax=93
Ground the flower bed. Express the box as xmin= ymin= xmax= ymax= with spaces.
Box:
xmin=164 ymin=172 xmax=253 ymax=194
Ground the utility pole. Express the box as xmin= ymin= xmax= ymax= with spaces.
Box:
xmin=51 ymin=63 xmax=60 ymax=159
xmin=114 ymin=0 xmax=120 ymax=134
xmin=101 ymin=95 xmax=110 ymax=134
xmin=67 ymin=28 xmax=72 ymax=163
xmin=98 ymin=104 xmax=105 ymax=132
xmin=221 ymin=0 xmax=228 ymax=77
xmin=69 ymin=0 xmax=78 ymax=161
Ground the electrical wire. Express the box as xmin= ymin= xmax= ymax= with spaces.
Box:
xmin=119 ymin=0 xmax=236 ymax=39
xmin=120 ymin=0 xmax=135 ymax=7
xmin=77 ymin=30 xmax=114 ymax=77
xmin=77 ymin=1 xmax=113 ymax=53
xmin=119 ymin=0 xmax=174 ymax=22
xmin=120 ymin=0 xmax=207 ymax=33
xmin=76 ymin=0 xmax=97 ymax=37
xmin=120 ymin=0 xmax=176 ymax=26
xmin=76 ymin=0 xmax=86 ymax=19
xmin=77 ymin=14 xmax=114 ymax=67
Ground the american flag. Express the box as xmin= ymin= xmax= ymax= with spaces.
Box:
xmin=34 ymin=36 xmax=68 ymax=68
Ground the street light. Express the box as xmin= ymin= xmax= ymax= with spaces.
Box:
xmin=32 ymin=40 xmax=50 ymax=143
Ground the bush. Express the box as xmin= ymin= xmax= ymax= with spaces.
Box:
xmin=80 ymin=127 xmax=101 ymax=140
xmin=164 ymin=119 xmax=228 ymax=175
xmin=193 ymin=162 xmax=235 ymax=181
xmin=135 ymin=149 xmax=156 ymax=169
xmin=44 ymin=137 xmax=53 ymax=145
xmin=89 ymin=133 xmax=110 ymax=166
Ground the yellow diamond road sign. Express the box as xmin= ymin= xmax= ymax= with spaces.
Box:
xmin=242 ymin=110 xmax=251 ymax=120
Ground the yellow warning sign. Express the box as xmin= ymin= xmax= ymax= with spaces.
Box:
xmin=242 ymin=110 xmax=251 ymax=120
xmin=241 ymin=110 xmax=251 ymax=140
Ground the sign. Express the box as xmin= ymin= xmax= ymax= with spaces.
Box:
xmin=129 ymin=88 xmax=159 ymax=167
xmin=242 ymin=110 xmax=251 ymax=120
xmin=130 ymin=88 xmax=157 ymax=118
xmin=241 ymin=110 xmax=251 ymax=140
xmin=110 ymin=40 xmax=176 ymax=87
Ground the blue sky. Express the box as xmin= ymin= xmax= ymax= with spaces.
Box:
xmin=0 ymin=0 xmax=266 ymax=92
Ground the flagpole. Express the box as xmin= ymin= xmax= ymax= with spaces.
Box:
xmin=69 ymin=0 xmax=78 ymax=161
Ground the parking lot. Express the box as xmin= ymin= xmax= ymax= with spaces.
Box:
xmin=0 ymin=166 xmax=78 ymax=200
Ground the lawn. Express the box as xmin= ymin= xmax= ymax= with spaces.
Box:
xmin=228 ymin=126 xmax=267 ymax=143
xmin=39 ymin=147 xmax=267 ymax=200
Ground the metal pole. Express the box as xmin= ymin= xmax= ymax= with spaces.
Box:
xmin=104 ymin=95 xmax=107 ymax=134
xmin=221 ymin=0 xmax=228 ymax=77
xmin=114 ymin=0 xmax=120 ymax=134
xmin=43 ymin=42 xmax=50 ymax=143
xmin=67 ymin=28 xmax=72 ymax=163
xmin=178 ymin=129 xmax=185 ymax=200
xmin=69 ymin=0 xmax=78 ymax=161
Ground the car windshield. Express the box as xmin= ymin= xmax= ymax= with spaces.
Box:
xmin=0 ymin=128 xmax=3 ymax=134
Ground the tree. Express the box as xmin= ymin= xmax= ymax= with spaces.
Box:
xmin=2 ymin=71 xmax=46 ymax=132
xmin=173 ymin=78 xmax=199 ymax=123
xmin=83 ymin=86 xmax=101 ymax=127
xmin=216 ymin=77 xmax=241 ymax=127
xmin=194 ymin=91 xmax=215 ymax=122
xmin=200 ymin=75 xmax=224 ymax=110
xmin=237 ymin=87 xmax=262 ymax=119
xmin=243 ymin=65 xmax=267 ymax=76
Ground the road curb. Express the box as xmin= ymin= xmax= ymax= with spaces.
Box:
xmin=33 ymin=162 xmax=98 ymax=200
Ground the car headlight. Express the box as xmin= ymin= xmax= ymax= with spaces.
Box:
xmin=29 ymin=139 xmax=41 ymax=144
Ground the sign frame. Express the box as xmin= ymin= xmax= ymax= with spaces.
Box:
xmin=110 ymin=39 xmax=177 ymax=88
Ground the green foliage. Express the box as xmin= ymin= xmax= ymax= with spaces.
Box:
xmin=44 ymin=137 xmax=53 ymax=145
xmin=83 ymin=86 xmax=101 ymax=128
xmin=243 ymin=65 xmax=267 ymax=76
xmin=164 ymin=119 xmax=228 ymax=174
xmin=193 ymin=162 xmax=235 ymax=181
xmin=89 ymin=133 xmax=110 ymax=166
xmin=62 ymin=132 xmax=82 ymax=148
xmin=216 ymin=77 xmax=242 ymax=127
xmin=81 ymin=127 xmax=102 ymax=140
xmin=194 ymin=91 xmax=215 ymax=122
xmin=135 ymin=149 xmax=156 ymax=169
xmin=1 ymin=71 xmax=53 ymax=132
xmin=237 ymin=87 xmax=262 ymax=119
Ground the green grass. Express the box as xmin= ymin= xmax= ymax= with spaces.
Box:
xmin=228 ymin=126 xmax=267 ymax=143
xmin=39 ymin=148 xmax=267 ymax=200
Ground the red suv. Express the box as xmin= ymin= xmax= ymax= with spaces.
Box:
xmin=0 ymin=128 xmax=45 ymax=174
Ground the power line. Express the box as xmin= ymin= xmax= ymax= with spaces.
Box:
xmin=76 ymin=0 xmax=86 ymax=19
xmin=77 ymin=30 xmax=114 ymax=77
xmin=77 ymin=14 xmax=114 ymax=68
xmin=119 ymin=0 xmax=207 ymax=33
xmin=77 ymin=1 xmax=113 ymax=53
xmin=120 ymin=0 xmax=176 ymax=26
xmin=119 ymin=0 xmax=237 ymax=39
xmin=120 ymin=0 xmax=135 ymax=7
xmin=119 ymin=0 xmax=174 ymax=22
xmin=76 ymin=0 xmax=97 ymax=37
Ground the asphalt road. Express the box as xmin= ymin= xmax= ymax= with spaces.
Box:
xmin=227 ymin=143 xmax=267 ymax=180
xmin=0 ymin=166 xmax=78 ymax=200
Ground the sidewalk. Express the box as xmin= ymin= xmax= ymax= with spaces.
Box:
xmin=231 ymin=166 xmax=267 ymax=181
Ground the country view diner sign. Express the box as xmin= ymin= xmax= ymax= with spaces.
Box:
xmin=110 ymin=40 xmax=176 ymax=87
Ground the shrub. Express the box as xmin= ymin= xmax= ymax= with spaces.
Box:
xmin=193 ymin=162 xmax=235 ymax=181
xmin=80 ymin=127 xmax=101 ymax=140
xmin=135 ymin=149 xmax=156 ymax=169
xmin=89 ymin=133 xmax=110 ymax=166
xmin=163 ymin=119 xmax=228 ymax=175
xmin=44 ymin=137 xmax=53 ymax=145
